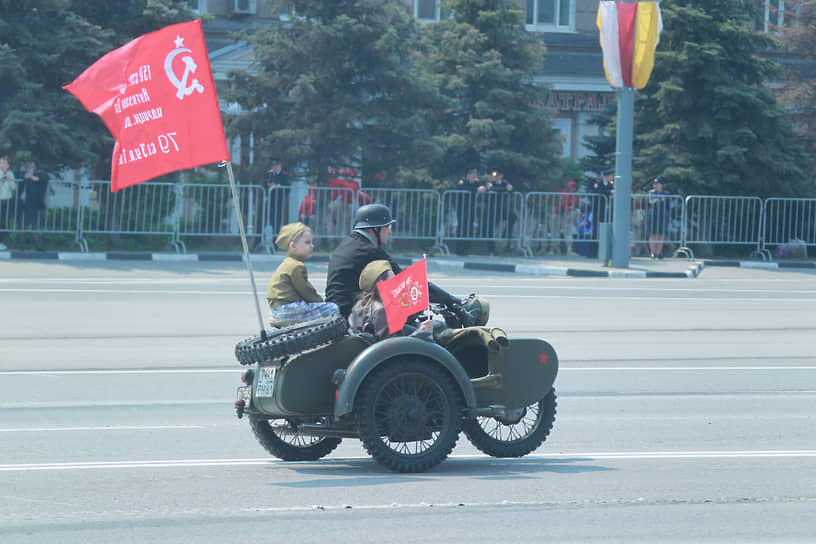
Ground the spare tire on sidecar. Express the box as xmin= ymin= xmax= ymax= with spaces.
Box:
xmin=234 ymin=315 xmax=348 ymax=365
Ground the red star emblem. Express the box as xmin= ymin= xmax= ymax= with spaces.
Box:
xmin=539 ymin=352 xmax=548 ymax=364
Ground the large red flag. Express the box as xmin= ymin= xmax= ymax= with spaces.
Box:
xmin=376 ymin=259 xmax=430 ymax=334
xmin=63 ymin=19 xmax=229 ymax=192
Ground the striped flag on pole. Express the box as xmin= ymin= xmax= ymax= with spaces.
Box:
xmin=597 ymin=1 xmax=663 ymax=89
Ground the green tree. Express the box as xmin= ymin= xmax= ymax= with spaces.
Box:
xmin=634 ymin=0 xmax=808 ymax=197
xmin=225 ymin=0 xmax=439 ymax=187
xmin=578 ymin=102 xmax=616 ymax=185
xmin=414 ymin=0 xmax=562 ymax=189
xmin=0 ymin=0 xmax=196 ymax=176
xmin=775 ymin=0 xmax=816 ymax=190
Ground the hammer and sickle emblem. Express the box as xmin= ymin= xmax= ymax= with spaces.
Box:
xmin=164 ymin=47 xmax=205 ymax=100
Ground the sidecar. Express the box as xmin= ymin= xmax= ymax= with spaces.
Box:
xmin=234 ymin=316 xmax=558 ymax=473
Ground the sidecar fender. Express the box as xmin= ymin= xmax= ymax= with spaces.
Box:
xmin=334 ymin=336 xmax=477 ymax=419
xmin=470 ymin=338 xmax=559 ymax=410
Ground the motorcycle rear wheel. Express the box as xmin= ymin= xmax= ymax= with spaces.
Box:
xmin=462 ymin=389 xmax=556 ymax=458
xmin=249 ymin=416 xmax=342 ymax=461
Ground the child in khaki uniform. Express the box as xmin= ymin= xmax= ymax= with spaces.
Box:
xmin=266 ymin=222 xmax=339 ymax=326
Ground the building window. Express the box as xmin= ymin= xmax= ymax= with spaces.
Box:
xmin=403 ymin=0 xmax=451 ymax=22
xmin=526 ymin=0 xmax=572 ymax=30
xmin=764 ymin=0 xmax=785 ymax=31
xmin=752 ymin=0 xmax=801 ymax=32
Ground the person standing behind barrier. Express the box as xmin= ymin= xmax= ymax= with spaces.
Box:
xmin=485 ymin=168 xmax=514 ymax=255
xmin=588 ymin=168 xmax=614 ymax=257
xmin=559 ymin=180 xmax=581 ymax=256
xmin=254 ymin=158 xmax=289 ymax=252
xmin=630 ymin=184 xmax=648 ymax=257
xmin=21 ymin=160 xmax=48 ymax=250
xmin=298 ymin=184 xmax=317 ymax=227
xmin=266 ymin=222 xmax=339 ymax=326
xmin=593 ymin=167 xmax=614 ymax=220
xmin=575 ymin=202 xmax=595 ymax=257
xmin=454 ymin=167 xmax=486 ymax=256
xmin=327 ymin=168 xmax=358 ymax=237
xmin=647 ymin=177 xmax=670 ymax=259
xmin=0 ymin=157 xmax=16 ymax=251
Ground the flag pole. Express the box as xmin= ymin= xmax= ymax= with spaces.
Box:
xmin=222 ymin=161 xmax=267 ymax=341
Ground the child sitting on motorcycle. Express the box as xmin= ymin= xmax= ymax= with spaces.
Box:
xmin=266 ymin=222 xmax=339 ymax=326
xmin=348 ymin=259 xmax=434 ymax=341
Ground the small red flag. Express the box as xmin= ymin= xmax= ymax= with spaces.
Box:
xmin=63 ymin=19 xmax=229 ymax=192
xmin=376 ymin=259 xmax=430 ymax=334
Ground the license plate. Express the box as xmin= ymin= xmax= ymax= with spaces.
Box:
xmin=236 ymin=385 xmax=251 ymax=408
xmin=255 ymin=366 xmax=277 ymax=397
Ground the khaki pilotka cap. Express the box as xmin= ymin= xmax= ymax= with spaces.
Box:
xmin=359 ymin=260 xmax=392 ymax=291
xmin=275 ymin=222 xmax=308 ymax=250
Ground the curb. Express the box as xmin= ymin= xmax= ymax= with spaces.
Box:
xmin=428 ymin=257 xmax=702 ymax=278
xmin=0 ymin=250 xmax=702 ymax=278
xmin=7 ymin=250 xmax=808 ymax=277
xmin=0 ymin=250 xmax=410 ymax=267
xmin=0 ymin=250 xmax=289 ymax=264
xmin=702 ymin=260 xmax=815 ymax=271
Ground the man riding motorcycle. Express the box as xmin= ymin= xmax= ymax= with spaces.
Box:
xmin=325 ymin=203 xmax=467 ymax=321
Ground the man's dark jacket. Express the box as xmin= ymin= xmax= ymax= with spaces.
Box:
xmin=326 ymin=230 xmax=456 ymax=317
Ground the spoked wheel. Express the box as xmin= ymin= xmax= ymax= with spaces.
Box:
xmin=356 ymin=360 xmax=462 ymax=473
xmin=462 ymin=389 xmax=557 ymax=458
xmin=249 ymin=416 xmax=342 ymax=461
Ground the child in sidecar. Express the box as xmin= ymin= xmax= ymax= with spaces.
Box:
xmin=266 ymin=222 xmax=339 ymax=328
xmin=348 ymin=259 xmax=435 ymax=341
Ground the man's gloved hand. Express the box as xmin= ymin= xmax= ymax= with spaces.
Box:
xmin=447 ymin=295 xmax=475 ymax=328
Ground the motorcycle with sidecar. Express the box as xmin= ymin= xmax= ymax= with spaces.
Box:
xmin=233 ymin=297 xmax=558 ymax=473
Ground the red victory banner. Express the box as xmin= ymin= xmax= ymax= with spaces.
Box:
xmin=63 ymin=19 xmax=229 ymax=192
xmin=376 ymin=259 xmax=430 ymax=334
xmin=597 ymin=1 xmax=662 ymax=89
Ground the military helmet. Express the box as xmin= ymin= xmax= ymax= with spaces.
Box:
xmin=353 ymin=204 xmax=396 ymax=229
xmin=359 ymin=259 xmax=393 ymax=291
xmin=461 ymin=294 xmax=490 ymax=326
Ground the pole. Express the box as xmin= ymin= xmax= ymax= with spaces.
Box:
xmin=612 ymin=87 xmax=634 ymax=268
xmin=223 ymin=161 xmax=267 ymax=340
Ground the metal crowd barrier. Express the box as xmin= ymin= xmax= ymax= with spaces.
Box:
xmin=4 ymin=178 xmax=815 ymax=262
xmin=364 ymin=188 xmax=440 ymax=244
xmin=519 ymin=192 xmax=608 ymax=257
xmin=762 ymin=197 xmax=816 ymax=257
xmin=281 ymin=186 xmax=440 ymax=251
xmin=176 ymin=183 xmax=268 ymax=251
xmin=299 ymin=186 xmax=355 ymax=248
xmin=78 ymin=180 xmax=179 ymax=252
xmin=679 ymin=195 xmax=766 ymax=259
xmin=1 ymin=178 xmax=87 ymax=251
xmin=250 ymin=184 xmax=293 ymax=253
xmin=436 ymin=190 xmax=526 ymax=256
xmin=0 ymin=180 xmax=25 ymax=242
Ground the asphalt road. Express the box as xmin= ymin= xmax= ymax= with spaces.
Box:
xmin=1 ymin=261 xmax=815 ymax=543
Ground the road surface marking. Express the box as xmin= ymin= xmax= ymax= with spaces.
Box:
xmin=3 ymin=366 xmax=816 ymax=377
xmin=0 ymin=425 xmax=202 ymax=433
xmin=0 ymin=369 xmax=238 ymax=375
xmin=2 ymin=451 xmax=816 ymax=471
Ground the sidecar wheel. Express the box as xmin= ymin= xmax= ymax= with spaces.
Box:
xmin=356 ymin=359 xmax=462 ymax=473
xmin=235 ymin=315 xmax=348 ymax=365
xmin=249 ymin=416 xmax=342 ymax=461
xmin=462 ymin=389 xmax=557 ymax=458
